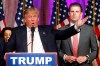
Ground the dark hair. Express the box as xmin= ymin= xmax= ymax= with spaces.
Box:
xmin=0 ymin=27 xmax=12 ymax=38
xmin=69 ymin=2 xmax=83 ymax=12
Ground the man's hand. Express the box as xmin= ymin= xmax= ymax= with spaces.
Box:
xmin=4 ymin=51 xmax=16 ymax=61
xmin=76 ymin=56 xmax=87 ymax=64
xmin=75 ymin=16 xmax=88 ymax=29
xmin=64 ymin=55 xmax=76 ymax=63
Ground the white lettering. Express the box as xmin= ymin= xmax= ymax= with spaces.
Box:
xmin=10 ymin=57 xmax=18 ymax=65
xmin=10 ymin=57 xmax=53 ymax=65
xmin=27 ymin=57 xmax=34 ymax=64
xmin=45 ymin=57 xmax=52 ymax=64
xmin=35 ymin=57 xmax=44 ymax=64
xmin=19 ymin=57 xmax=26 ymax=64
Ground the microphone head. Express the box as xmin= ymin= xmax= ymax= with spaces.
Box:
xmin=31 ymin=27 xmax=35 ymax=32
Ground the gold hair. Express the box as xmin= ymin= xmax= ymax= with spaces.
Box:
xmin=23 ymin=7 xmax=39 ymax=18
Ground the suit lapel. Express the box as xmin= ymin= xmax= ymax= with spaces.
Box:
xmin=68 ymin=38 xmax=73 ymax=54
xmin=21 ymin=26 xmax=27 ymax=52
xmin=77 ymin=25 xmax=85 ymax=56
xmin=38 ymin=26 xmax=48 ymax=52
xmin=66 ymin=25 xmax=73 ymax=54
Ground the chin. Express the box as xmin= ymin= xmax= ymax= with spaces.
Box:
xmin=72 ymin=19 xmax=78 ymax=22
xmin=72 ymin=20 xmax=77 ymax=22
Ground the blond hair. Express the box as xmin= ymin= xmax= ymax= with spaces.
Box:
xmin=23 ymin=7 xmax=39 ymax=18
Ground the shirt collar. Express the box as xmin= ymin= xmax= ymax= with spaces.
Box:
xmin=27 ymin=26 xmax=38 ymax=32
xmin=70 ymin=22 xmax=75 ymax=26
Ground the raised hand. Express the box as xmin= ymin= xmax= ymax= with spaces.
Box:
xmin=75 ymin=16 xmax=88 ymax=29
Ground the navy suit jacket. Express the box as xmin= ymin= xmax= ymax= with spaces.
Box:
xmin=0 ymin=37 xmax=6 ymax=66
xmin=7 ymin=25 xmax=78 ymax=52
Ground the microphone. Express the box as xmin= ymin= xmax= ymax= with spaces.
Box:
xmin=31 ymin=27 xmax=35 ymax=52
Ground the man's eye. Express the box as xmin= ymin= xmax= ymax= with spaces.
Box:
xmin=27 ymin=16 xmax=31 ymax=18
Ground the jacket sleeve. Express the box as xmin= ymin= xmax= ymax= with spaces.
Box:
xmin=55 ymin=25 xmax=79 ymax=40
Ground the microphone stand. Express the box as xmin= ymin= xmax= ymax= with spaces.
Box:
xmin=31 ymin=27 xmax=35 ymax=52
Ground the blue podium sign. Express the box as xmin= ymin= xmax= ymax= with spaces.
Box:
xmin=6 ymin=53 xmax=57 ymax=66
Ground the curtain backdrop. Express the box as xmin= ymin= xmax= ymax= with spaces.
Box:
xmin=3 ymin=0 xmax=88 ymax=27
xmin=3 ymin=0 xmax=18 ymax=27
xmin=33 ymin=0 xmax=88 ymax=25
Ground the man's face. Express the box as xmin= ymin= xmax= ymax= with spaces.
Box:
xmin=68 ymin=6 xmax=82 ymax=23
xmin=24 ymin=11 xmax=39 ymax=28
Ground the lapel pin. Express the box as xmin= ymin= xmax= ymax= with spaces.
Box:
xmin=43 ymin=32 xmax=45 ymax=34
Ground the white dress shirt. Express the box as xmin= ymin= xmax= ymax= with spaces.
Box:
xmin=27 ymin=27 xmax=45 ymax=53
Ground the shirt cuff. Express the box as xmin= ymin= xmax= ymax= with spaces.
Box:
xmin=63 ymin=54 xmax=67 ymax=62
xmin=74 ymin=25 xmax=80 ymax=32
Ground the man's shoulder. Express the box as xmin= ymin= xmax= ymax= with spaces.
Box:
xmin=82 ymin=24 xmax=93 ymax=29
xmin=58 ymin=24 xmax=70 ymax=30
xmin=39 ymin=25 xmax=53 ymax=29
xmin=14 ymin=25 xmax=26 ymax=30
xmin=12 ymin=25 xmax=26 ymax=33
xmin=39 ymin=25 xmax=52 ymax=27
xmin=38 ymin=25 xmax=55 ymax=32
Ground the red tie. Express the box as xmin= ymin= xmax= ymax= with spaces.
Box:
xmin=72 ymin=34 xmax=78 ymax=57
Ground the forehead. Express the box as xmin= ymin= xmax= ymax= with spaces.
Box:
xmin=70 ymin=6 xmax=81 ymax=11
xmin=5 ymin=30 xmax=11 ymax=33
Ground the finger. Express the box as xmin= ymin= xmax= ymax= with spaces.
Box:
xmin=82 ymin=16 xmax=88 ymax=23
xmin=70 ymin=60 xmax=73 ymax=63
xmin=13 ymin=51 xmax=16 ymax=53
xmin=79 ymin=60 xmax=83 ymax=64
xmin=80 ymin=15 xmax=83 ymax=20
xmin=72 ymin=58 xmax=76 ymax=61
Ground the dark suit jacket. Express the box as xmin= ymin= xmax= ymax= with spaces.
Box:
xmin=7 ymin=25 xmax=78 ymax=52
xmin=0 ymin=37 xmax=6 ymax=66
xmin=57 ymin=24 xmax=98 ymax=66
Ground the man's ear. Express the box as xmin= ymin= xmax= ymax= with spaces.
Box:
xmin=23 ymin=19 xmax=26 ymax=25
xmin=68 ymin=12 xmax=70 ymax=17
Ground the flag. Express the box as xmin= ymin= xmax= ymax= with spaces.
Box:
xmin=85 ymin=0 xmax=100 ymax=66
xmin=0 ymin=0 xmax=6 ymax=31
xmin=51 ymin=0 xmax=69 ymax=29
xmin=85 ymin=0 xmax=100 ymax=37
xmin=94 ymin=0 xmax=100 ymax=37
xmin=14 ymin=0 xmax=33 ymax=27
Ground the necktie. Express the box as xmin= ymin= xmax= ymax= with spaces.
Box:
xmin=72 ymin=34 xmax=78 ymax=57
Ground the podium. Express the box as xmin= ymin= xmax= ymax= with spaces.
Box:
xmin=6 ymin=52 xmax=57 ymax=66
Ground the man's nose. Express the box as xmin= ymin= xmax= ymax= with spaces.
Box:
xmin=31 ymin=18 xmax=34 ymax=21
xmin=73 ymin=12 xmax=76 ymax=15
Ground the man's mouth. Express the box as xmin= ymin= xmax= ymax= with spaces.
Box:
xmin=32 ymin=23 xmax=34 ymax=27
